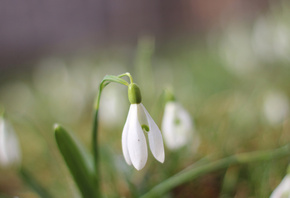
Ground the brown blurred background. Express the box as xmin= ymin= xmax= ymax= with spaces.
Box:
xmin=0 ymin=0 xmax=268 ymax=68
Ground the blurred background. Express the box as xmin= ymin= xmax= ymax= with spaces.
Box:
xmin=1 ymin=0 xmax=290 ymax=197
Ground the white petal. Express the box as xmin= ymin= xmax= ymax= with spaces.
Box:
xmin=0 ymin=120 xmax=8 ymax=165
xmin=7 ymin=129 xmax=21 ymax=164
xmin=137 ymin=104 xmax=149 ymax=128
xmin=127 ymin=104 xmax=148 ymax=170
xmin=263 ymin=91 xmax=289 ymax=125
xmin=0 ymin=119 xmax=21 ymax=167
xmin=162 ymin=102 xmax=197 ymax=150
xmin=175 ymin=102 xmax=194 ymax=146
xmin=161 ymin=102 xmax=177 ymax=150
xmin=270 ymin=175 xmax=290 ymax=198
xmin=122 ymin=105 xmax=133 ymax=165
xmin=140 ymin=104 xmax=165 ymax=163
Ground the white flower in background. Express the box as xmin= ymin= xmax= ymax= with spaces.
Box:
xmin=0 ymin=117 xmax=21 ymax=167
xmin=252 ymin=16 xmax=290 ymax=63
xmin=252 ymin=17 xmax=276 ymax=63
xmin=263 ymin=91 xmax=289 ymax=125
xmin=122 ymin=83 xmax=165 ymax=170
xmin=162 ymin=100 xmax=199 ymax=150
xmin=219 ymin=24 xmax=259 ymax=76
xmin=99 ymin=86 xmax=127 ymax=128
xmin=270 ymin=175 xmax=290 ymax=198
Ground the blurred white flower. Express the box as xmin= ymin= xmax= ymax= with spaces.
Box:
xmin=219 ymin=24 xmax=259 ymax=76
xmin=162 ymin=101 xmax=199 ymax=151
xmin=252 ymin=16 xmax=290 ymax=63
xmin=252 ymin=17 xmax=276 ymax=63
xmin=122 ymin=104 xmax=165 ymax=170
xmin=0 ymin=117 xmax=21 ymax=167
xmin=99 ymin=86 xmax=127 ymax=128
xmin=263 ymin=91 xmax=289 ymax=125
xmin=273 ymin=22 xmax=290 ymax=61
xmin=270 ymin=175 xmax=290 ymax=198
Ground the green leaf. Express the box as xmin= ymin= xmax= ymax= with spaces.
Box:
xmin=140 ymin=144 xmax=290 ymax=198
xmin=54 ymin=124 xmax=98 ymax=198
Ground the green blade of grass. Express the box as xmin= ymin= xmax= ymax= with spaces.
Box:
xmin=140 ymin=144 xmax=290 ymax=198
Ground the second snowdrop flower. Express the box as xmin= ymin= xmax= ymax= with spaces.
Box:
xmin=162 ymin=92 xmax=199 ymax=151
xmin=122 ymin=83 xmax=165 ymax=170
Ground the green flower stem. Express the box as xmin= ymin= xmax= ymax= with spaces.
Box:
xmin=118 ymin=72 xmax=134 ymax=84
xmin=92 ymin=73 xmax=132 ymax=197
xmin=140 ymin=144 xmax=290 ymax=198
xmin=92 ymin=86 xmax=102 ymax=197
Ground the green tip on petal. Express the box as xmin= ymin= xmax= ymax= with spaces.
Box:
xmin=128 ymin=83 xmax=142 ymax=104
xmin=174 ymin=118 xmax=181 ymax=125
xmin=142 ymin=124 xmax=150 ymax=132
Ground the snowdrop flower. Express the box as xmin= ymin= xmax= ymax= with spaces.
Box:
xmin=0 ymin=117 xmax=21 ymax=167
xmin=263 ymin=91 xmax=289 ymax=125
xmin=122 ymin=83 xmax=165 ymax=170
xmin=162 ymin=95 xmax=199 ymax=150
xmin=270 ymin=175 xmax=290 ymax=198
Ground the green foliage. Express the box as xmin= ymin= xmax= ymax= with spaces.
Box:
xmin=54 ymin=124 xmax=98 ymax=198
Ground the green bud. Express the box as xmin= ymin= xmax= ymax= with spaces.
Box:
xmin=128 ymin=83 xmax=142 ymax=104
xmin=164 ymin=89 xmax=175 ymax=103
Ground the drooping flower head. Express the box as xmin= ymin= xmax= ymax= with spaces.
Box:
xmin=122 ymin=83 xmax=165 ymax=170
xmin=0 ymin=116 xmax=21 ymax=167
xmin=162 ymin=90 xmax=199 ymax=151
